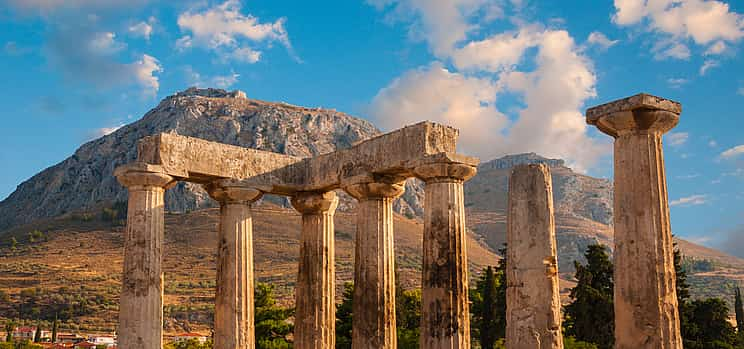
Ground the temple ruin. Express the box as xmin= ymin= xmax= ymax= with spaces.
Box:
xmin=114 ymin=93 xmax=683 ymax=349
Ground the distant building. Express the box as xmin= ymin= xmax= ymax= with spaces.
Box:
xmin=12 ymin=327 xmax=49 ymax=341
xmin=56 ymin=333 xmax=86 ymax=344
xmin=73 ymin=341 xmax=97 ymax=349
xmin=88 ymin=335 xmax=116 ymax=348
xmin=173 ymin=333 xmax=208 ymax=343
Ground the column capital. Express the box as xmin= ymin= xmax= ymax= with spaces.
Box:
xmin=586 ymin=93 xmax=680 ymax=138
xmin=414 ymin=162 xmax=477 ymax=183
xmin=342 ymin=174 xmax=406 ymax=200
xmin=291 ymin=191 xmax=339 ymax=215
xmin=205 ymin=179 xmax=263 ymax=204
xmin=114 ymin=163 xmax=175 ymax=189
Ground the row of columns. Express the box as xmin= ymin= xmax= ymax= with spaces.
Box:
xmin=503 ymin=95 xmax=683 ymax=349
xmin=114 ymin=161 xmax=477 ymax=349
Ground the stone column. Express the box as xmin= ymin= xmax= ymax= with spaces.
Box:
xmin=291 ymin=191 xmax=339 ymax=349
xmin=344 ymin=177 xmax=405 ymax=349
xmin=505 ymin=164 xmax=563 ymax=349
xmin=114 ymin=163 xmax=174 ymax=349
xmin=414 ymin=162 xmax=477 ymax=349
xmin=206 ymin=181 xmax=263 ymax=349
xmin=586 ymin=93 xmax=682 ymax=349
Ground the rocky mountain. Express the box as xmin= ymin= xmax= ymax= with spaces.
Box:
xmin=0 ymin=87 xmax=425 ymax=231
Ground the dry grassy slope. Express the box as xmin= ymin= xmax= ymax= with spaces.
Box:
xmin=0 ymin=202 xmax=500 ymax=334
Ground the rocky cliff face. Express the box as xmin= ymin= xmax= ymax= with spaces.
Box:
xmin=0 ymin=87 xmax=426 ymax=231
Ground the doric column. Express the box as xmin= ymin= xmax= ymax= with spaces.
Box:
xmin=114 ymin=163 xmax=175 ymax=349
xmin=206 ymin=180 xmax=263 ymax=349
xmin=414 ymin=161 xmax=476 ymax=349
xmin=586 ymin=93 xmax=682 ymax=349
xmin=506 ymin=164 xmax=563 ymax=349
xmin=291 ymin=191 xmax=339 ymax=349
xmin=344 ymin=177 xmax=405 ymax=349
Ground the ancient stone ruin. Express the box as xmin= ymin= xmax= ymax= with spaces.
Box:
xmin=114 ymin=93 xmax=682 ymax=349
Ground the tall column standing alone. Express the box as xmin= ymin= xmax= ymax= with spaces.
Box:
xmin=414 ymin=160 xmax=477 ymax=349
xmin=115 ymin=163 xmax=174 ymax=349
xmin=506 ymin=164 xmax=563 ymax=349
xmin=344 ymin=177 xmax=405 ymax=349
xmin=586 ymin=93 xmax=683 ymax=349
xmin=206 ymin=180 xmax=263 ymax=349
xmin=291 ymin=191 xmax=339 ymax=349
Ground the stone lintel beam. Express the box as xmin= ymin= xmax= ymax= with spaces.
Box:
xmin=135 ymin=132 xmax=302 ymax=183
xmin=586 ymin=93 xmax=681 ymax=138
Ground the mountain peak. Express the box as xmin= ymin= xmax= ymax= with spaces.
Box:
xmin=174 ymin=87 xmax=248 ymax=99
xmin=481 ymin=152 xmax=566 ymax=170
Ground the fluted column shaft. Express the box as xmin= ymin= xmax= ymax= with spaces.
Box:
xmin=345 ymin=180 xmax=405 ymax=349
xmin=291 ymin=192 xmax=339 ymax=349
xmin=115 ymin=165 xmax=174 ymax=349
xmin=506 ymin=164 xmax=563 ymax=349
xmin=586 ymin=94 xmax=683 ymax=349
xmin=415 ymin=163 xmax=476 ymax=349
xmin=207 ymin=182 xmax=263 ymax=349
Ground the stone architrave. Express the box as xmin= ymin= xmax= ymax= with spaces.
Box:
xmin=206 ymin=180 xmax=263 ymax=349
xmin=291 ymin=191 xmax=339 ymax=349
xmin=114 ymin=163 xmax=175 ymax=349
xmin=414 ymin=161 xmax=477 ymax=349
xmin=506 ymin=164 xmax=563 ymax=349
xmin=344 ymin=177 xmax=406 ymax=349
xmin=586 ymin=93 xmax=683 ymax=349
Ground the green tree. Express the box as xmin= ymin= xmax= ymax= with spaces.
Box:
xmin=10 ymin=237 xmax=17 ymax=252
xmin=51 ymin=315 xmax=58 ymax=343
xmin=683 ymin=298 xmax=737 ymax=349
xmin=735 ymin=287 xmax=744 ymax=335
xmin=336 ymin=282 xmax=354 ymax=349
xmin=33 ymin=323 xmax=40 ymax=343
xmin=254 ymin=283 xmax=293 ymax=349
xmin=564 ymin=244 xmax=614 ymax=349
xmin=4 ymin=320 xmax=15 ymax=343
xmin=563 ymin=337 xmax=599 ymax=349
xmin=471 ymin=246 xmax=507 ymax=349
xmin=396 ymin=288 xmax=421 ymax=349
xmin=164 ymin=339 xmax=213 ymax=349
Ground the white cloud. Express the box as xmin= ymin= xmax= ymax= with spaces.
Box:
xmin=699 ymin=59 xmax=719 ymax=75
xmin=87 ymin=32 xmax=125 ymax=54
xmin=666 ymin=78 xmax=688 ymax=89
xmin=129 ymin=17 xmax=155 ymax=40
xmin=130 ymin=54 xmax=162 ymax=97
xmin=709 ymin=139 xmax=718 ymax=147
xmin=369 ymin=62 xmax=507 ymax=158
xmin=613 ymin=0 xmax=744 ymax=59
xmin=667 ymin=131 xmax=689 ymax=146
xmin=670 ymin=194 xmax=708 ymax=206
xmin=367 ymin=0 xmax=498 ymax=57
xmin=184 ymin=66 xmax=241 ymax=89
xmin=94 ymin=123 xmax=125 ymax=138
xmin=370 ymin=23 xmax=608 ymax=171
xmin=676 ymin=173 xmax=700 ymax=179
xmin=738 ymin=87 xmax=744 ymax=96
xmin=721 ymin=144 xmax=744 ymax=159
xmin=177 ymin=0 xmax=292 ymax=63
xmin=653 ymin=39 xmax=691 ymax=60
xmin=587 ymin=31 xmax=620 ymax=50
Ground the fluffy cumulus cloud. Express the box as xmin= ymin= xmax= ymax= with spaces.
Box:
xmin=369 ymin=1 xmax=608 ymax=170
xmin=46 ymin=22 xmax=162 ymax=96
xmin=667 ymin=131 xmax=689 ymax=145
xmin=177 ymin=0 xmax=292 ymax=63
xmin=613 ymin=0 xmax=744 ymax=59
xmin=128 ymin=17 xmax=156 ymax=40
xmin=369 ymin=62 xmax=506 ymax=157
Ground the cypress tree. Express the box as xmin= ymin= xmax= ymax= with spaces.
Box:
xmin=471 ymin=245 xmax=507 ymax=348
xmin=51 ymin=315 xmax=58 ymax=343
xmin=33 ymin=323 xmax=41 ymax=342
xmin=336 ymin=282 xmax=354 ymax=349
xmin=564 ymin=244 xmax=614 ymax=349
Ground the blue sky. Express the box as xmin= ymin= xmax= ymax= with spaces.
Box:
xmin=0 ymin=0 xmax=743 ymax=254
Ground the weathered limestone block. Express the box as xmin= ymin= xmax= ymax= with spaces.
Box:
xmin=586 ymin=93 xmax=682 ymax=349
xmin=206 ymin=180 xmax=263 ymax=349
xmin=506 ymin=164 xmax=563 ymax=349
xmin=344 ymin=177 xmax=406 ymax=349
xmin=291 ymin=191 xmax=339 ymax=349
xmin=414 ymin=161 xmax=478 ymax=349
xmin=114 ymin=163 xmax=175 ymax=349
